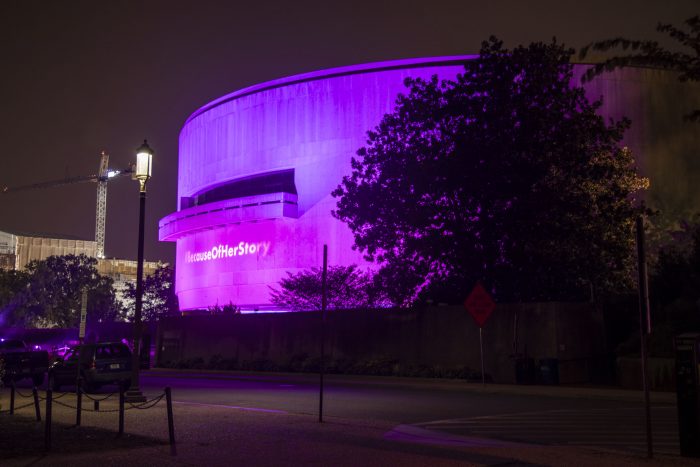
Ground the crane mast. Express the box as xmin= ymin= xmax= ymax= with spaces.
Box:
xmin=95 ymin=152 xmax=109 ymax=259
xmin=2 ymin=153 xmax=133 ymax=259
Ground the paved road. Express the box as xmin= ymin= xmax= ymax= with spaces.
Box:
xmin=138 ymin=370 xmax=679 ymax=455
xmin=415 ymin=406 xmax=679 ymax=456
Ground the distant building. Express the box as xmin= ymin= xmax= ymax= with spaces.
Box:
xmin=0 ymin=229 xmax=97 ymax=271
xmin=96 ymin=257 xmax=164 ymax=304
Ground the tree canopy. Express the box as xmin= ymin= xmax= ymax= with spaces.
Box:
xmin=651 ymin=215 xmax=700 ymax=312
xmin=0 ymin=268 xmax=30 ymax=327
xmin=579 ymin=15 xmax=700 ymax=122
xmin=333 ymin=38 xmax=648 ymax=305
xmin=0 ymin=254 xmax=120 ymax=328
xmin=269 ymin=264 xmax=392 ymax=311
xmin=121 ymin=264 xmax=179 ymax=322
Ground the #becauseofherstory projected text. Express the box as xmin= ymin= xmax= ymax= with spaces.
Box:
xmin=186 ymin=241 xmax=271 ymax=263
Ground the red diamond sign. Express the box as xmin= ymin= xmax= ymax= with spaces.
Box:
xmin=464 ymin=282 xmax=495 ymax=327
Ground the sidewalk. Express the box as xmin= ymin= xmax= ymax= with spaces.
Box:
xmin=1 ymin=388 xmax=692 ymax=467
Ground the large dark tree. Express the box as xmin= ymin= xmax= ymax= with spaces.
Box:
xmin=579 ymin=15 xmax=700 ymax=121
xmin=333 ymin=38 xmax=648 ymax=305
xmin=0 ymin=268 xmax=29 ymax=326
xmin=651 ymin=215 xmax=700 ymax=311
xmin=269 ymin=264 xmax=392 ymax=311
xmin=10 ymin=254 xmax=120 ymax=327
xmin=122 ymin=264 xmax=179 ymax=322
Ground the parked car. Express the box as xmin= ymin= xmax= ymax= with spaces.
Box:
xmin=0 ymin=338 xmax=49 ymax=386
xmin=49 ymin=342 xmax=132 ymax=392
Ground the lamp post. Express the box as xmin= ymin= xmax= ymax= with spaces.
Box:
xmin=126 ymin=139 xmax=153 ymax=402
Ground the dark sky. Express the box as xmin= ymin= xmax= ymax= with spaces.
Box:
xmin=0 ymin=1 xmax=697 ymax=264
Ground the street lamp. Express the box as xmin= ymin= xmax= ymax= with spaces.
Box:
xmin=126 ymin=139 xmax=153 ymax=402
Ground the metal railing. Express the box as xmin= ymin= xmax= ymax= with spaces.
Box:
xmin=1 ymin=380 xmax=175 ymax=455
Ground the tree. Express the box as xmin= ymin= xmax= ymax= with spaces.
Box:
xmin=269 ymin=264 xmax=393 ymax=311
xmin=0 ymin=268 xmax=30 ymax=325
xmin=208 ymin=302 xmax=241 ymax=315
xmin=651 ymin=215 xmax=700 ymax=312
xmin=11 ymin=254 xmax=120 ymax=327
xmin=121 ymin=264 xmax=179 ymax=322
xmin=579 ymin=15 xmax=700 ymax=121
xmin=333 ymin=37 xmax=648 ymax=305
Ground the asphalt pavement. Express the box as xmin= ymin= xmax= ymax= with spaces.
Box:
xmin=140 ymin=369 xmax=681 ymax=455
xmin=0 ymin=369 xmax=696 ymax=466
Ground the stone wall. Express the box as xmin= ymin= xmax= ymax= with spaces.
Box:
xmin=156 ymin=302 xmax=608 ymax=384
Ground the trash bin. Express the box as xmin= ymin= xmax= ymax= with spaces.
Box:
xmin=538 ymin=358 xmax=559 ymax=385
xmin=674 ymin=333 xmax=700 ymax=457
xmin=515 ymin=357 xmax=536 ymax=384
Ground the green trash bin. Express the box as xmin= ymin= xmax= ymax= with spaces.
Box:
xmin=674 ymin=333 xmax=700 ymax=457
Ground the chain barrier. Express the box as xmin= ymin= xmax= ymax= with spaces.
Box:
xmin=127 ymin=393 xmax=165 ymax=410
xmin=0 ymin=401 xmax=36 ymax=412
xmin=2 ymin=384 xmax=42 ymax=420
xmin=13 ymin=387 xmax=35 ymax=398
xmin=37 ymin=391 xmax=71 ymax=401
xmin=6 ymin=390 xmax=164 ymax=413
xmin=82 ymin=391 xmax=117 ymax=402
xmin=52 ymin=397 xmax=123 ymax=413
xmin=24 ymin=385 xmax=176 ymax=455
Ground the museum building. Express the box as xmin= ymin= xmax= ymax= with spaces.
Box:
xmin=159 ymin=56 xmax=700 ymax=312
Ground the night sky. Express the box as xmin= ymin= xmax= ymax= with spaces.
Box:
xmin=0 ymin=1 xmax=696 ymax=264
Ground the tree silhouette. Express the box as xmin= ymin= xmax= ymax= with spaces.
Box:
xmin=334 ymin=37 xmax=648 ymax=305
xmin=579 ymin=15 xmax=700 ymax=121
xmin=4 ymin=254 xmax=120 ymax=327
xmin=269 ymin=265 xmax=392 ymax=311
xmin=122 ymin=264 xmax=179 ymax=322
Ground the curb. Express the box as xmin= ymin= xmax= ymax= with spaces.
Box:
xmin=143 ymin=368 xmax=676 ymax=404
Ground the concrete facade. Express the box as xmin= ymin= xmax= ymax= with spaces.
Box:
xmin=0 ymin=229 xmax=97 ymax=271
xmin=161 ymin=57 xmax=700 ymax=312
xmin=156 ymin=303 xmax=607 ymax=384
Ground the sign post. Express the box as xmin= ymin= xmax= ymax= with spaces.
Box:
xmin=318 ymin=244 xmax=328 ymax=423
xmin=79 ymin=289 xmax=88 ymax=343
xmin=636 ymin=216 xmax=653 ymax=458
xmin=76 ymin=288 xmax=88 ymax=415
xmin=464 ymin=282 xmax=495 ymax=385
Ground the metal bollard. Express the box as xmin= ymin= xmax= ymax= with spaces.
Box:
xmin=45 ymin=389 xmax=52 ymax=452
xmin=165 ymin=387 xmax=176 ymax=455
xmin=118 ymin=384 xmax=124 ymax=436
xmin=94 ymin=399 xmax=100 ymax=412
xmin=10 ymin=382 xmax=15 ymax=415
xmin=33 ymin=386 xmax=41 ymax=421
xmin=76 ymin=384 xmax=82 ymax=426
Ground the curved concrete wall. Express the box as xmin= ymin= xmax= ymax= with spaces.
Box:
xmin=161 ymin=57 xmax=700 ymax=311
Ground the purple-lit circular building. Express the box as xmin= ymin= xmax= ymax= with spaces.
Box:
xmin=160 ymin=56 xmax=700 ymax=311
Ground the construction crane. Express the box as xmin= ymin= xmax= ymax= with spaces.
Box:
xmin=2 ymin=152 xmax=134 ymax=259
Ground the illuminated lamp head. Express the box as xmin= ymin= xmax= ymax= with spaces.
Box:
xmin=134 ymin=139 xmax=154 ymax=192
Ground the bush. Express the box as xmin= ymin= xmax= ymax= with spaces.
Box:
xmin=160 ymin=353 xmax=486 ymax=381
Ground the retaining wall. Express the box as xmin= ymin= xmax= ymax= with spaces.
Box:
xmin=156 ymin=303 xmax=607 ymax=384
